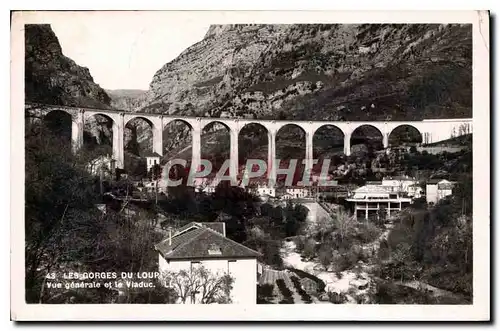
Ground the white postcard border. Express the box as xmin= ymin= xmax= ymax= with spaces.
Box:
xmin=10 ymin=10 xmax=490 ymax=321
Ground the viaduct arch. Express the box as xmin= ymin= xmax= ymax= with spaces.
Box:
xmin=27 ymin=104 xmax=473 ymax=183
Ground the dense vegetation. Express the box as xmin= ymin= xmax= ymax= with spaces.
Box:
xmin=373 ymin=173 xmax=473 ymax=303
xmin=276 ymin=279 xmax=294 ymax=304
xmin=25 ymin=122 xmax=175 ymax=303
xmin=154 ymin=175 xmax=309 ymax=268
xmin=290 ymin=275 xmax=313 ymax=303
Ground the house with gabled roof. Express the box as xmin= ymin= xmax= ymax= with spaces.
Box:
xmin=426 ymin=179 xmax=455 ymax=204
xmin=155 ymin=222 xmax=261 ymax=304
xmin=142 ymin=151 xmax=162 ymax=172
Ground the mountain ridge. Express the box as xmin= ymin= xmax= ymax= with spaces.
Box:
xmin=137 ymin=24 xmax=472 ymax=121
xmin=25 ymin=24 xmax=112 ymax=109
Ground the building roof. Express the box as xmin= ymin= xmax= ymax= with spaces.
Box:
xmin=174 ymin=222 xmax=225 ymax=237
xmin=366 ymin=181 xmax=383 ymax=185
xmin=438 ymin=183 xmax=454 ymax=190
xmin=383 ymin=176 xmax=414 ymax=181
xmin=142 ymin=151 xmax=162 ymax=158
xmin=353 ymin=185 xmax=390 ymax=195
xmin=155 ymin=227 xmax=261 ymax=260
xmin=427 ymin=179 xmax=450 ymax=185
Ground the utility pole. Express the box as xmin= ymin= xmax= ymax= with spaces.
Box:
xmin=155 ymin=177 xmax=158 ymax=205
xmin=99 ymin=167 xmax=104 ymax=196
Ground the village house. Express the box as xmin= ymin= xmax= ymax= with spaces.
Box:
xmin=426 ymin=179 xmax=455 ymax=204
xmin=155 ymin=222 xmax=262 ymax=304
xmin=407 ymin=183 xmax=424 ymax=199
xmin=137 ymin=180 xmax=167 ymax=194
xmin=284 ymin=186 xmax=312 ymax=199
xmin=316 ymin=185 xmax=352 ymax=199
xmin=201 ymin=184 xmax=217 ymax=194
xmin=245 ymin=183 xmax=276 ymax=198
xmin=346 ymin=185 xmax=412 ymax=220
xmin=143 ymin=151 xmax=162 ymax=172
xmin=381 ymin=176 xmax=423 ymax=199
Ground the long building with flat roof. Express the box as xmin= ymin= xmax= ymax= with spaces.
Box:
xmin=346 ymin=185 xmax=412 ymax=220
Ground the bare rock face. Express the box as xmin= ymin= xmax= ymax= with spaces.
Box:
xmin=139 ymin=24 xmax=472 ymax=121
xmin=25 ymin=24 xmax=112 ymax=109
xmin=27 ymin=23 xmax=473 ymax=165
xmin=25 ymin=24 xmax=114 ymax=147
xmin=140 ymin=24 xmax=286 ymax=116
xmin=105 ymin=89 xmax=147 ymax=112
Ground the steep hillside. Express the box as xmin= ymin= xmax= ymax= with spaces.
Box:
xmin=27 ymin=24 xmax=472 ymax=171
xmin=106 ymin=89 xmax=147 ymax=112
xmin=25 ymin=24 xmax=112 ymax=109
xmin=131 ymin=24 xmax=472 ymax=165
xmin=140 ymin=24 xmax=472 ymax=121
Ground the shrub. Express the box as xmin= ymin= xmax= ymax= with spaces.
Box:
xmin=294 ymin=236 xmax=306 ymax=252
xmin=333 ymin=246 xmax=366 ymax=272
xmin=358 ymin=222 xmax=382 ymax=243
xmin=287 ymin=267 xmax=326 ymax=293
xmin=327 ymin=291 xmax=348 ymax=304
xmin=302 ymin=238 xmax=317 ymax=260
xmin=290 ymin=276 xmax=313 ymax=303
xmin=318 ymin=244 xmax=333 ymax=271
xmin=257 ymin=284 xmax=275 ymax=304
xmin=275 ymin=279 xmax=294 ymax=304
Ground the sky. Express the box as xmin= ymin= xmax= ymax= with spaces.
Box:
xmin=50 ymin=12 xmax=210 ymax=91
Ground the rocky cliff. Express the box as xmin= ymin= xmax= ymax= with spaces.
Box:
xmin=130 ymin=24 xmax=472 ymax=164
xmin=106 ymin=89 xmax=147 ymax=112
xmin=27 ymin=23 xmax=473 ymax=170
xmin=25 ymin=24 xmax=112 ymax=109
xmin=139 ymin=24 xmax=472 ymax=121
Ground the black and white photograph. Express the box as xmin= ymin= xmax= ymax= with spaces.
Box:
xmin=10 ymin=10 xmax=490 ymax=321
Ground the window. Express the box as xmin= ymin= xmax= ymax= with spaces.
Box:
xmin=208 ymin=244 xmax=222 ymax=255
xmin=228 ymin=259 xmax=237 ymax=274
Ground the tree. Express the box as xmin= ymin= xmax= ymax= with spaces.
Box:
xmin=25 ymin=123 xmax=105 ymax=303
xmin=162 ymin=266 xmax=234 ymax=304
xmin=257 ymin=284 xmax=275 ymax=303
xmin=148 ymin=163 xmax=162 ymax=181
xmin=318 ymin=244 xmax=333 ymax=271
xmin=283 ymin=203 xmax=308 ymax=237
xmin=25 ymin=122 xmax=167 ymax=304
xmin=334 ymin=209 xmax=357 ymax=245
xmin=377 ymin=206 xmax=388 ymax=226
xmin=302 ymin=238 xmax=317 ymax=260
xmin=148 ymin=163 xmax=163 ymax=203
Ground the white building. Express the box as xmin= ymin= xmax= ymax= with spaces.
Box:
xmin=346 ymin=185 xmax=412 ymax=220
xmin=256 ymin=185 xmax=276 ymax=197
xmin=426 ymin=179 xmax=455 ymax=204
xmin=192 ymin=178 xmax=217 ymax=194
xmin=284 ymin=187 xmax=312 ymax=199
xmin=138 ymin=180 xmax=167 ymax=194
xmin=143 ymin=151 xmax=162 ymax=172
xmin=155 ymin=222 xmax=261 ymax=304
xmin=245 ymin=184 xmax=276 ymax=198
xmin=407 ymin=184 xmax=423 ymax=199
xmin=382 ymin=176 xmax=423 ymax=199
xmin=201 ymin=184 xmax=217 ymax=194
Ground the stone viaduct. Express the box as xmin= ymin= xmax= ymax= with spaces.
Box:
xmin=26 ymin=104 xmax=473 ymax=181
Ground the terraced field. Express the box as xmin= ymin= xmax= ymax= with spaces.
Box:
xmin=259 ymin=268 xmax=318 ymax=304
